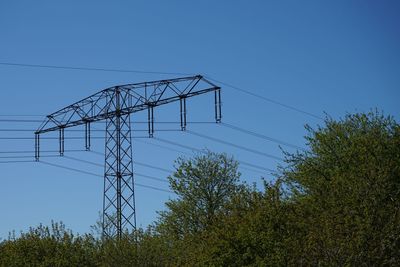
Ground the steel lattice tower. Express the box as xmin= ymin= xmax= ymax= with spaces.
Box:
xmin=34 ymin=75 xmax=221 ymax=238
xmin=103 ymin=89 xmax=136 ymax=238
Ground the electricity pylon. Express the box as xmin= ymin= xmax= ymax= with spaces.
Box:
xmin=34 ymin=75 xmax=221 ymax=239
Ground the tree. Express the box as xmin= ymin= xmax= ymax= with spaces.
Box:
xmin=154 ymin=151 xmax=243 ymax=264
xmin=158 ymin=151 xmax=242 ymax=235
xmin=198 ymin=180 xmax=296 ymax=266
xmin=0 ymin=222 xmax=98 ymax=267
xmin=282 ymin=111 xmax=400 ymax=265
xmin=190 ymin=111 xmax=400 ymax=266
xmin=1 ymin=112 xmax=398 ymax=266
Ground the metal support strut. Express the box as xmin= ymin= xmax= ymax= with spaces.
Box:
xmin=215 ymin=89 xmax=222 ymax=123
xmin=35 ymin=133 xmax=40 ymax=161
xmin=180 ymin=97 xmax=187 ymax=131
xmin=85 ymin=121 xmax=91 ymax=151
xmin=59 ymin=128 xmax=64 ymax=156
xmin=148 ymin=105 xmax=154 ymax=138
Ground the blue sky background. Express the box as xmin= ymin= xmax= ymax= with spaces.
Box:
xmin=0 ymin=0 xmax=399 ymax=238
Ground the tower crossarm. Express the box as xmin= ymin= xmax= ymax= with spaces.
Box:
xmin=35 ymin=75 xmax=220 ymax=134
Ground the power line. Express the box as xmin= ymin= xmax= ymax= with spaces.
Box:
xmin=63 ymin=155 xmax=169 ymax=184
xmin=135 ymin=139 xmax=275 ymax=175
xmin=136 ymin=136 xmax=278 ymax=174
xmin=92 ymin=121 xmax=215 ymax=125
xmin=204 ymin=75 xmax=323 ymax=120
xmin=0 ymin=136 xmax=150 ymax=140
xmin=134 ymin=173 xmax=169 ymax=184
xmin=0 ymin=160 xmax=36 ymax=164
xmin=153 ymin=137 xmax=277 ymax=173
xmin=0 ymin=119 xmax=43 ymax=122
xmin=0 ymin=129 xmax=46 ymax=132
xmin=93 ymin=149 xmax=268 ymax=176
xmin=1 ymin=148 xmax=272 ymax=174
xmin=0 ymin=149 xmax=86 ymax=154
xmin=0 ymin=141 xmax=183 ymax=177
xmin=0 ymin=155 xmax=59 ymax=159
xmin=0 ymin=62 xmax=322 ymax=120
xmin=0 ymin=129 xmax=181 ymax=132
xmin=0 ymin=115 xmax=44 ymax=117
xmin=186 ymin=130 xmax=284 ymax=161
xmin=0 ymin=145 xmax=273 ymax=175
xmin=239 ymin=165 xmax=276 ymax=175
xmin=134 ymin=162 xmax=173 ymax=174
xmin=155 ymin=137 xmax=205 ymax=154
xmin=40 ymin=160 xmax=173 ymax=193
xmin=220 ymin=122 xmax=305 ymax=150
xmin=0 ymin=119 xmax=214 ymax=124
xmin=0 ymin=134 xmax=280 ymax=174
xmin=40 ymin=160 xmax=100 ymax=177
xmin=0 ymin=62 xmax=193 ymax=76
xmin=239 ymin=161 xmax=278 ymax=174
xmin=0 ymin=122 xmax=305 ymax=151
xmin=135 ymin=138 xmax=190 ymax=155
xmin=89 ymin=150 xmax=174 ymax=173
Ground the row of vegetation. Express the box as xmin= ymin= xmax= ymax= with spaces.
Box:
xmin=1 ymin=112 xmax=399 ymax=266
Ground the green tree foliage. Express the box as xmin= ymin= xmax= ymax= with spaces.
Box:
xmin=282 ymin=112 xmax=400 ymax=265
xmin=158 ymin=151 xmax=242 ymax=235
xmin=153 ymin=151 xmax=243 ymax=265
xmin=0 ymin=222 xmax=98 ymax=266
xmin=198 ymin=112 xmax=400 ymax=266
xmin=196 ymin=180 xmax=295 ymax=266
xmin=0 ymin=112 xmax=398 ymax=266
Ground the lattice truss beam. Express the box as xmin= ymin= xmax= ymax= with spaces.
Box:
xmin=35 ymin=75 xmax=221 ymax=135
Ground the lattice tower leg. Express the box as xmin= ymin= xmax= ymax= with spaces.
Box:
xmin=102 ymin=111 xmax=136 ymax=239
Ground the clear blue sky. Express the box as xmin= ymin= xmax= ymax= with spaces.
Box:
xmin=0 ymin=1 xmax=399 ymax=238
